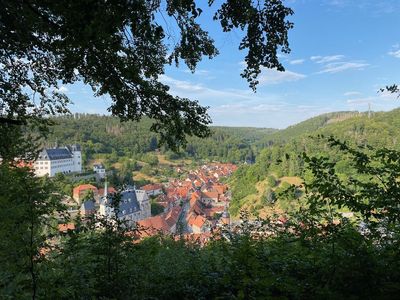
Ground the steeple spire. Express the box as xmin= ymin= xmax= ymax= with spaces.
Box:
xmin=104 ymin=176 xmax=108 ymax=197
xmin=221 ymin=201 xmax=230 ymax=226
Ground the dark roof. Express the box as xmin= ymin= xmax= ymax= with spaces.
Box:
xmin=102 ymin=189 xmax=142 ymax=218
xmin=118 ymin=190 xmax=141 ymax=217
xmin=93 ymin=163 xmax=105 ymax=169
xmin=81 ymin=200 xmax=95 ymax=211
xmin=67 ymin=144 xmax=81 ymax=152
xmin=38 ymin=148 xmax=72 ymax=161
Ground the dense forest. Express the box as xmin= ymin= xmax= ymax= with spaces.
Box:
xmin=230 ymin=109 xmax=400 ymax=215
xmin=47 ymin=114 xmax=276 ymax=164
xmin=2 ymin=135 xmax=400 ymax=299
xmin=3 ymin=110 xmax=400 ymax=299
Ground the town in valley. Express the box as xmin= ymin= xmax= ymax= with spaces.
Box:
xmin=34 ymin=143 xmax=237 ymax=242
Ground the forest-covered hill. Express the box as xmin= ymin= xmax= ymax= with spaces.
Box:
xmin=47 ymin=114 xmax=277 ymax=165
xmin=230 ymin=108 xmax=400 ymax=215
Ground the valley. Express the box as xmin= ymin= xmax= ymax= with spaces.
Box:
xmin=46 ymin=108 xmax=400 ymax=221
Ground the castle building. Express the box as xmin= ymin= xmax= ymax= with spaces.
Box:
xmin=99 ymin=187 xmax=151 ymax=226
xmin=34 ymin=144 xmax=82 ymax=177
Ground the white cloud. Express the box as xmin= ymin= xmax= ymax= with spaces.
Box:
xmin=258 ymin=68 xmax=306 ymax=85
xmin=344 ymin=91 xmax=362 ymax=97
xmin=346 ymin=89 xmax=397 ymax=106
xmin=183 ymin=69 xmax=210 ymax=75
xmin=239 ymin=61 xmax=306 ymax=85
xmin=388 ymin=49 xmax=400 ymax=58
xmin=311 ymin=55 xmax=345 ymax=64
xmin=346 ymin=97 xmax=374 ymax=105
xmin=211 ymin=102 xmax=286 ymax=114
xmin=311 ymin=54 xmax=369 ymax=74
xmin=160 ymin=75 xmax=204 ymax=92
xmin=160 ymin=74 xmax=275 ymax=104
xmin=317 ymin=62 xmax=369 ymax=74
xmin=289 ymin=59 xmax=305 ymax=65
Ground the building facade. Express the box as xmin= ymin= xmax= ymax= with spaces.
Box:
xmin=34 ymin=144 xmax=82 ymax=177
xmin=73 ymin=184 xmax=98 ymax=204
xmin=93 ymin=163 xmax=106 ymax=178
xmin=99 ymin=188 xmax=151 ymax=226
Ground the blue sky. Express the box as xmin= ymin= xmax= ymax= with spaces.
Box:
xmin=65 ymin=0 xmax=400 ymax=129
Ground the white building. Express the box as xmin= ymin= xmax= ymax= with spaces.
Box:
xmin=93 ymin=163 xmax=106 ymax=178
xmin=99 ymin=188 xmax=151 ymax=226
xmin=141 ymin=183 xmax=163 ymax=197
xmin=34 ymin=144 xmax=82 ymax=177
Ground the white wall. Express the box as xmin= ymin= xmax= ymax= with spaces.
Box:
xmin=72 ymin=150 xmax=82 ymax=173
xmin=33 ymin=150 xmax=82 ymax=177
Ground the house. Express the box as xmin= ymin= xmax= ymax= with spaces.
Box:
xmin=93 ymin=163 xmax=106 ymax=178
xmin=80 ymin=200 xmax=96 ymax=216
xmin=58 ymin=223 xmax=75 ymax=234
xmin=204 ymin=206 xmax=224 ymax=218
xmin=137 ymin=215 xmax=171 ymax=234
xmin=99 ymin=188 xmax=150 ymax=226
xmin=73 ymin=184 xmax=98 ymax=204
xmin=176 ymin=186 xmax=191 ymax=199
xmin=137 ymin=204 xmax=182 ymax=235
xmin=187 ymin=198 xmax=204 ymax=217
xmin=201 ymin=191 xmax=219 ymax=204
xmin=187 ymin=214 xmax=209 ymax=234
xmin=34 ymin=144 xmax=82 ymax=177
xmin=164 ymin=206 xmax=182 ymax=233
xmin=212 ymin=184 xmax=228 ymax=195
xmin=141 ymin=183 xmax=163 ymax=197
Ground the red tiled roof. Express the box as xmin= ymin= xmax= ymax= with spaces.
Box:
xmin=73 ymin=184 xmax=98 ymax=194
xmin=141 ymin=183 xmax=163 ymax=191
xmin=188 ymin=198 xmax=204 ymax=216
xmin=58 ymin=223 xmax=75 ymax=232
xmin=212 ymin=184 xmax=228 ymax=194
xmin=98 ymin=187 xmax=117 ymax=196
xmin=188 ymin=215 xmax=207 ymax=229
xmin=15 ymin=160 xmax=34 ymax=168
xmin=204 ymin=206 xmax=224 ymax=217
xmin=181 ymin=181 xmax=192 ymax=187
xmin=193 ymin=180 xmax=202 ymax=187
xmin=202 ymin=191 xmax=219 ymax=200
xmin=165 ymin=206 xmax=181 ymax=227
xmin=138 ymin=215 xmax=170 ymax=233
xmin=177 ymin=186 xmax=190 ymax=198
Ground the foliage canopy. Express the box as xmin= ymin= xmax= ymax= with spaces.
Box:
xmin=1 ymin=0 xmax=293 ymax=148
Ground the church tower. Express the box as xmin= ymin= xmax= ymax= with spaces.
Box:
xmin=221 ymin=202 xmax=230 ymax=226
xmin=70 ymin=144 xmax=82 ymax=173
